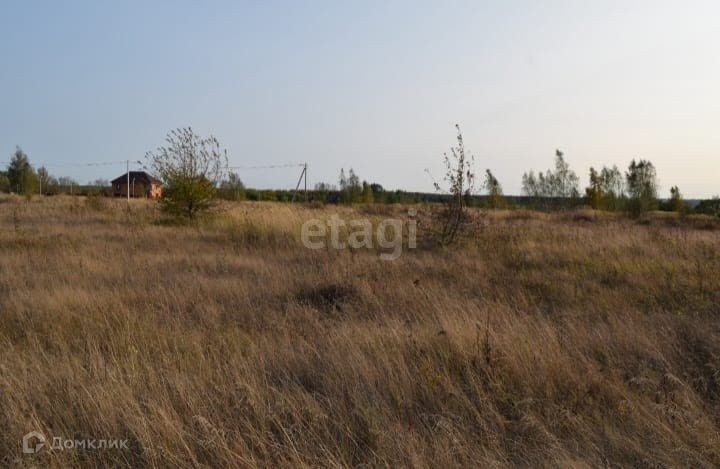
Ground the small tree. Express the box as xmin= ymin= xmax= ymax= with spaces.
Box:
xmin=433 ymin=124 xmax=476 ymax=245
xmin=339 ymin=168 xmax=362 ymax=203
xmin=147 ymin=127 xmax=227 ymax=218
xmin=586 ymin=165 xmax=625 ymax=210
xmin=551 ymin=150 xmax=580 ymax=198
xmin=361 ymin=181 xmax=374 ymax=203
xmin=22 ymin=171 xmax=37 ymax=196
xmin=37 ymin=167 xmax=52 ymax=195
xmin=7 ymin=146 xmax=36 ymax=195
xmin=600 ymin=165 xmax=624 ymax=210
xmin=521 ymin=171 xmax=540 ymax=197
xmin=220 ymin=172 xmax=246 ymax=201
xmin=625 ymin=159 xmax=658 ymax=216
xmin=668 ymin=186 xmax=684 ymax=213
xmin=585 ymin=167 xmax=605 ymax=209
xmin=483 ymin=169 xmax=504 ymax=209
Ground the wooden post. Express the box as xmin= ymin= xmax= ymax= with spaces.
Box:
xmin=291 ymin=164 xmax=306 ymax=203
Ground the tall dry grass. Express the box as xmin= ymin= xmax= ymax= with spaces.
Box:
xmin=1 ymin=195 xmax=719 ymax=467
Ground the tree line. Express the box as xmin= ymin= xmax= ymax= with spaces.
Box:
xmin=519 ymin=150 xmax=719 ymax=217
xmin=4 ymin=128 xmax=719 ymax=220
xmin=298 ymin=152 xmax=718 ymax=218
xmin=0 ymin=146 xmax=91 ymax=195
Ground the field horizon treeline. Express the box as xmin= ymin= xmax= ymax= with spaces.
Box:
xmin=2 ymin=140 xmax=719 ymax=217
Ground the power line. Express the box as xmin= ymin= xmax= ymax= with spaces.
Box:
xmin=41 ymin=160 xmax=130 ymax=168
xmin=226 ymin=162 xmax=305 ymax=170
xmin=2 ymin=159 xmax=305 ymax=170
xmin=0 ymin=159 xmax=135 ymax=168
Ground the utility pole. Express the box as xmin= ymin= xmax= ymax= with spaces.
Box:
xmin=126 ymin=160 xmax=130 ymax=202
xmin=291 ymin=163 xmax=307 ymax=203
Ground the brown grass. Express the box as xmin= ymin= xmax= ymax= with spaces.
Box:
xmin=1 ymin=195 xmax=719 ymax=467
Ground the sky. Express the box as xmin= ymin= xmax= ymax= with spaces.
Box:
xmin=1 ymin=0 xmax=718 ymax=197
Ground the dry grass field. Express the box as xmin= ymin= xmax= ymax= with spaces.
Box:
xmin=1 ymin=195 xmax=719 ymax=467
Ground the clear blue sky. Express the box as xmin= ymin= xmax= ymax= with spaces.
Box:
xmin=1 ymin=1 xmax=718 ymax=197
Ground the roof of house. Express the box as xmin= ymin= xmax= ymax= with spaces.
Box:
xmin=111 ymin=171 xmax=162 ymax=185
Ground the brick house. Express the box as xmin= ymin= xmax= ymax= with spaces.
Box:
xmin=111 ymin=171 xmax=162 ymax=199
